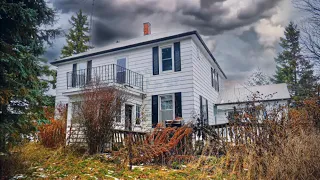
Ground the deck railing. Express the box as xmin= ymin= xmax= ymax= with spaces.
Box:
xmin=199 ymin=122 xmax=265 ymax=145
xmin=66 ymin=64 xmax=144 ymax=91
xmin=67 ymin=122 xmax=267 ymax=155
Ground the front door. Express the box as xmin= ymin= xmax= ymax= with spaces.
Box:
xmin=125 ymin=104 xmax=133 ymax=131
xmin=117 ymin=58 xmax=126 ymax=84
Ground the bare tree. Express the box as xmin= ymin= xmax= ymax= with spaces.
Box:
xmin=245 ymin=67 xmax=271 ymax=87
xmin=294 ymin=0 xmax=320 ymax=64
xmin=73 ymin=82 xmax=128 ymax=154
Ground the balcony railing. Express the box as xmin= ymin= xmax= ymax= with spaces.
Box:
xmin=66 ymin=64 xmax=144 ymax=91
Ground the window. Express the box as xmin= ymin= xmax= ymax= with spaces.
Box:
xmin=71 ymin=102 xmax=82 ymax=124
xmin=159 ymin=94 xmax=174 ymax=123
xmin=211 ymin=67 xmax=220 ymax=92
xmin=200 ymin=96 xmax=208 ymax=125
xmin=87 ymin=60 xmax=92 ymax=83
xmin=116 ymin=58 xmax=127 ymax=84
xmin=202 ymin=97 xmax=208 ymax=124
xmin=216 ymin=73 xmax=219 ymax=92
xmin=78 ymin=62 xmax=86 ymax=70
xmin=136 ymin=104 xmax=141 ymax=125
xmin=211 ymin=68 xmax=214 ymax=87
xmin=161 ymin=46 xmax=173 ymax=71
xmin=77 ymin=62 xmax=87 ymax=87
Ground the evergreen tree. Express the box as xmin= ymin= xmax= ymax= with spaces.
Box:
xmin=297 ymin=58 xmax=318 ymax=98
xmin=0 ymin=0 xmax=59 ymax=152
xmin=272 ymin=22 xmax=317 ymax=98
xmin=61 ymin=10 xmax=91 ymax=58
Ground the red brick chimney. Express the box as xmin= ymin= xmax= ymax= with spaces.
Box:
xmin=143 ymin=22 xmax=151 ymax=35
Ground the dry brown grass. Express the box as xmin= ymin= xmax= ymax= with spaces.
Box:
xmin=266 ymin=130 xmax=320 ymax=179
xmin=194 ymin=98 xmax=320 ymax=180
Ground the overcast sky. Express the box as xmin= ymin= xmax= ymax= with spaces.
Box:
xmin=45 ymin=0 xmax=301 ymax=84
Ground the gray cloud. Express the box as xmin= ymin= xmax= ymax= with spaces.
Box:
xmin=48 ymin=0 xmax=289 ymax=81
xmin=51 ymin=0 xmax=283 ymax=39
xmin=238 ymin=0 xmax=280 ymax=20
xmin=180 ymin=0 xmax=228 ymax=23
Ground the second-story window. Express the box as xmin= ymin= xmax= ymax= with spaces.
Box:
xmin=161 ymin=46 xmax=173 ymax=72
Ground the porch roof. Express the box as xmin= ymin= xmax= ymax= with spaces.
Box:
xmin=217 ymin=83 xmax=291 ymax=105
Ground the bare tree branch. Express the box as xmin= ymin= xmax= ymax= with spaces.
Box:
xmin=73 ymin=81 xmax=129 ymax=154
xmin=294 ymin=0 xmax=320 ymax=65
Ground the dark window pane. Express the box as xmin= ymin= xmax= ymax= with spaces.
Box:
xmin=162 ymin=47 xmax=172 ymax=59
xmin=136 ymin=105 xmax=141 ymax=119
xmin=162 ymin=59 xmax=172 ymax=71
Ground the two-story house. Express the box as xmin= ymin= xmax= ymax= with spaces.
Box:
xmin=51 ymin=23 xmax=290 ymax=132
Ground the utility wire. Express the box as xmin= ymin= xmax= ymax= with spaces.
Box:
xmin=89 ymin=0 xmax=95 ymax=47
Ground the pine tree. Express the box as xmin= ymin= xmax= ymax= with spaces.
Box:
xmin=297 ymin=58 xmax=318 ymax=98
xmin=61 ymin=10 xmax=91 ymax=58
xmin=272 ymin=22 xmax=317 ymax=98
xmin=0 ymin=0 xmax=59 ymax=152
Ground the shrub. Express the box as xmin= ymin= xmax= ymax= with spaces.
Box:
xmin=72 ymin=83 xmax=128 ymax=155
xmin=195 ymin=98 xmax=320 ymax=179
xmin=116 ymin=124 xmax=194 ymax=168
xmin=38 ymin=105 xmax=66 ymax=148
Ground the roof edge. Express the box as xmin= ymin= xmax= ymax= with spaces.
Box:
xmin=215 ymin=98 xmax=291 ymax=106
xmin=50 ymin=30 xmax=227 ymax=78
xmin=193 ymin=31 xmax=227 ymax=79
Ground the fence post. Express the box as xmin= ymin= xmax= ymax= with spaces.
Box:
xmin=113 ymin=64 xmax=115 ymax=84
xmin=128 ymin=132 xmax=133 ymax=171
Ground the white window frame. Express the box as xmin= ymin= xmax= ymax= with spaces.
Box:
xmin=159 ymin=44 xmax=174 ymax=73
xmin=71 ymin=101 xmax=82 ymax=125
xmin=135 ymin=104 xmax=142 ymax=125
xmin=159 ymin=93 xmax=175 ymax=123
xmin=115 ymin=56 xmax=128 ymax=69
xmin=114 ymin=57 xmax=128 ymax=85
xmin=75 ymin=62 xmax=87 ymax=87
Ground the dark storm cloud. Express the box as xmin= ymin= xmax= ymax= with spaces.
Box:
xmin=200 ymin=0 xmax=226 ymax=9
xmin=238 ymin=27 xmax=263 ymax=51
xmin=91 ymin=20 xmax=136 ymax=46
xmin=214 ymin=27 xmax=276 ymax=81
xmin=51 ymin=0 xmax=160 ymax=46
xmin=238 ymin=0 xmax=280 ymax=20
xmin=43 ymin=37 xmax=66 ymax=61
xmin=180 ymin=0 xmax=228 ymax=22
xmin=49 ymin=0 xmax=287 ymax=81
xmin=51 ymin=0 xmax=283 ymax=44
xmin=179 ymin=0 xmax=282 ymax=36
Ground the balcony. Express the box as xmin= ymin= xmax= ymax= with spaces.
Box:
xmin=66 ymin=64 xmax=144 ymax=91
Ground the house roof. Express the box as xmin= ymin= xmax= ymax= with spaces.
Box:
xmin=50 ymin=30 xmax=227 ymax=79
xmin=217 ymin=83 xmax=291 ymax=105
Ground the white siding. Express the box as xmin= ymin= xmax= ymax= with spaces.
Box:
xmin=55 ymin=37 xmax=195 ymax=128
xmin=55 ymin=63 xmax=72 ymax=106
xmin=191 ymin=39 xmax=221 ymax=125
xmin=216 ymin=100 xmax=289 ymax=124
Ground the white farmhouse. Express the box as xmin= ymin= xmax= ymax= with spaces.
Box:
xmin=51 ymin=23 xmax=290 ymax=132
